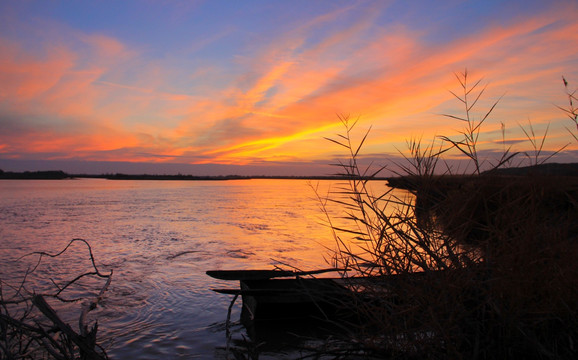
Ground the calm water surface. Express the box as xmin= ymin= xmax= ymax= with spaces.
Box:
xmin=0 ymin=178 xmax=393 ymax=359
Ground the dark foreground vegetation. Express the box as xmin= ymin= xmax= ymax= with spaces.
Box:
xmin=0 ymin=239 xmax=112 ymax=360
xmin=314 ymin=73 xmax=578 ymax=359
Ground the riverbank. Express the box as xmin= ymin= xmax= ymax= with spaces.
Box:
xmin=325 ymin=161 xmax=578 ymax=358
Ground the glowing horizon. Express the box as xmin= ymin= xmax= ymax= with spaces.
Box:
xmin=1 ymin=1 xmax=577 ymax=175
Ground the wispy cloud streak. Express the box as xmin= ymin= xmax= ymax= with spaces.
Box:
xmin=0 ymin=1 xmax=576 ymax=172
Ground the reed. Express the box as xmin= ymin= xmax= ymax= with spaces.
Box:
xmin=318 ymin=72 xmax=578 ymax=359
xmin=559 ymin=76 xmax=578 ymax=142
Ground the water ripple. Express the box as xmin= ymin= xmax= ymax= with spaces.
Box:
xmin=0 ymin=179 xmax=374 ymax=358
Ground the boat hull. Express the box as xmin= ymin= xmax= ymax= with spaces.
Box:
xmin=239 ymin=278 xmax=350 ymax=323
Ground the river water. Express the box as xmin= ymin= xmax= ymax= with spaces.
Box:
xmin=0 ymin=178 xmax=395 ymax=359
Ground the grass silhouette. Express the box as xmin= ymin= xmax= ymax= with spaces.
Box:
xmin=316 ymin=72 xmax=578 ymax=359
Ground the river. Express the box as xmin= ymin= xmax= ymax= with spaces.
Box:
xmin=0 ymin=178 xmax=395 ymax=359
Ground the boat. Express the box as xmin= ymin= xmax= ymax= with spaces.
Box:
xmin=207 ymin=268 xmax=352 ymax=323
xmin=207 ymin=267 xmax=478 ymax=328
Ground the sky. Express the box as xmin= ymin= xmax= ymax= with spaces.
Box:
xmin=1 ymin=0 xmax=577 ymax=176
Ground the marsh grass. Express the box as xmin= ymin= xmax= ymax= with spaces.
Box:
xmin=317 ymin=72 xmax=578 ymax=359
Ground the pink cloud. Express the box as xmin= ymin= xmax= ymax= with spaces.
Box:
xmin=0 ymin=39 xmax=76 ymax=100
xmin=1 ymin=1 xmax=577 ymax=168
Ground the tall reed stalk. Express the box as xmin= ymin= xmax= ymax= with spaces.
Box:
xmin=559 ymin=76 xmax=578 ymax=142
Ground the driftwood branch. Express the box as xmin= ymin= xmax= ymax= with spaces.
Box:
xmin=0 ymin=238 xmax=112 ymax=359
xmin=79 ymin=274 xmax=112 ymax=337
xmin=32 ymin=295 xmax=105 ymax=360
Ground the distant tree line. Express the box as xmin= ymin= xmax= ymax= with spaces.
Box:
xmin=0 ymin=169 xmax=387 ymax=181
xmin=3 ymin=163 xmax=575 ymax=181
xmin=0 ymin=169 xmax=70 ymax=179
xmin=101 ymin=173 xmax=381 ymax=180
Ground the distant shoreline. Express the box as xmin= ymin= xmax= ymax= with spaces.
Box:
xmin=2 ymin=162 xmax=577 ymax=181
xmin=0 ymin=170 xmax=71 ymax=180
xmin=0 ymin=170 xmax=389 ymax=181
xmin=76 ymin=174 xmax=388 ymax=181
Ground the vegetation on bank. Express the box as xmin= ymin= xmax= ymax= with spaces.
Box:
xmin=316 ymin=72 xmax=578 ymax=359
xmin=0 ymin=170 xmax=70 ymax=180
xmin=0 ymin=170 xmax=390 ymax=181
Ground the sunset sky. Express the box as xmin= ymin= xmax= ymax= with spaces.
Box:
xmin=1 ymin=0 xmax=577 ymax=176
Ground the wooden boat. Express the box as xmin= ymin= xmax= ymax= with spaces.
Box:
xmin=207 ymin=268 xmax=473 ymax=325
xmin=207 ymin=269 xmax=352 ymax=323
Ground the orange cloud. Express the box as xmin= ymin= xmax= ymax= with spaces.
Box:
xmin=1 ymin=1 xmax=577 ymax=170
xmin=0 ymin=39 xmax=76 ymax=100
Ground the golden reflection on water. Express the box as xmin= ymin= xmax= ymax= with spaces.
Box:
xmin=0 ymin=178 xmax=411 ymax=270
xmin=0 ymin=178 xmax=415 ymax=277
xmin=0 ymin=178 xmax=411 ymax=358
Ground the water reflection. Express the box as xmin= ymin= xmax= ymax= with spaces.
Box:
xmin=0 ymin=178 xmax=398 ymax=358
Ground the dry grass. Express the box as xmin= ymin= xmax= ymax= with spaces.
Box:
xmin=317 ymin=73 xmax=578 ymax=359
